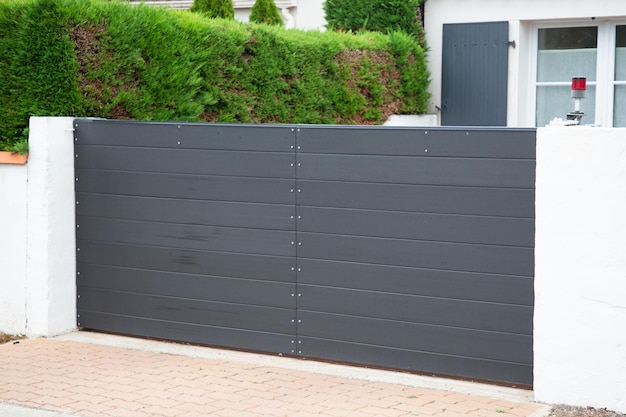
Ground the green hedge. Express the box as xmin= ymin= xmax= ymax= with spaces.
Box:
xmin=324 ymin=0 xmax=424 ymax=39
xmin=0 ymin=0 xmax=429 ymax=152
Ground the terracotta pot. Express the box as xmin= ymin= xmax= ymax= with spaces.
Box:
xmin=0 ymin=151 xmax=28 ymax=165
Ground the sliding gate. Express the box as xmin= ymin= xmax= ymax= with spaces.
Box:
xmin=75 ymin=119 xmax=536 ymax=385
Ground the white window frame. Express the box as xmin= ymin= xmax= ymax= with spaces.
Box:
xmin=530 ymin=20 xmax=626 ymax=127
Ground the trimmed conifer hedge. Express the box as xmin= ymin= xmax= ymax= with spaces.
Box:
xmin=0 ymin=0 xmax=429 ymax=152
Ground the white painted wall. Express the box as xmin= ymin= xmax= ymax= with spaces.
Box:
xmin=535 ymin=126 xmax=626 ymax=414
xmin=423 ymin=0 xmax=626 ymax=126
xmin=0 ymin=163 xmax=28 ymax=335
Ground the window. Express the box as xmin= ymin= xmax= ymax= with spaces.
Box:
xmin=533 ymin=22 xmax=626 ymax=127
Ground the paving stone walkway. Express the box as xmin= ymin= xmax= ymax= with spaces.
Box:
xmin=0 ymin=333 xmax=549 ymax=417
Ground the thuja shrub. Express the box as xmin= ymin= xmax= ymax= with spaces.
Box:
xmin=324 ymin=0 xmax=423 ymax=39
xmin=190 ymin=0 xmax=234 ymax=19
xmin=0 ymin=0 xmax=429 ymax=151
xmin=249 ymin=0 xmax=283 ymax=26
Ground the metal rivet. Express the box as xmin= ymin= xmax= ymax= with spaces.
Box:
xmin=297 ymin=268 xmax=301 ymax=272
xmin=298 ymin=319 xmax=302 ymax=323
xmin=290 ymin=145 xmax=294 ymax=149
xmin=291 ymin=293 xmax=295 ymax=297
xmin=298 ymin=351 xmax=302 ymax=354
xmin=290 ymin=163 xmax=294 ymax=167
xmin=425 ymin=149 xmax=428 ymax=153
xmin=77 ymin=248 xmax=80 ymax=252
xmin=290 ymin=215 xmax=294 ymax=219
xmin=291 ymin=241 xmax=295 ymax=245
xmin=291 ymin=340 xmax=295 ymax=344
xmin=298 ymin=242 xmax=302 ymax=246
xmin=297 ymin=146 xmax=301 ymax=150
xmin=76 ymin=201 xmax=79 ymax=205
xmin=291 ymin=319 xmax=295 ymax=323
xmin=298 ymin=294 xmax=302 ymax=297
xmin=290 ymin=189 xmax=294 ymax=193
xmin=298 ymin=216 xmax=301 ymax=220
xmin=297 ymin=128 xmax=301 ymax=132
xmin=291 ymin=128 xmax=295 ymax=132
xmin=178 ymin=125 xmax=181 ymax=128
xmin=77 ymin=295 xmax=81 ymax=299
xmin=291 ymin=267 xmax=295 ymax=271
xmin=76 ymin=225 xmax=80 ymax=228
xmin=77 ymin=314 xmax=80 ymax=318
xmin=77 ymin=272 xmax=80 ymax=276
xmin=297 ymin=189 xmax=301 ymax=193
xmin=425 ymin=131 xmax=428 ymax=135
xmin=75 ymin=178 xmax=79 ymax=181
xmin=297 ymin=163 xmax=301 ymax=167
xmin=75 ymin=154 xmax=78 ymax=158
xmin=298 ymin=340 xmax=302 ymax=344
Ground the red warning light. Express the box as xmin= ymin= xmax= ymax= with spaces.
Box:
xmin=572 ymin=77 xmax=586 ymax=91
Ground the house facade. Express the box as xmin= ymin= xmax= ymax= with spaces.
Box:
xmin=424 ymin=0 xmax=626 ymax=127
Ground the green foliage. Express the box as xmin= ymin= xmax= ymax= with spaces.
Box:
xmin=190 ymin=0 xmax=234 ymax=19
xmin=249 ymin=0 xmax=283 ymax=26
xmin=324 ymin=0 xmax=423 ymax=39
xmin=0 ymin=0 xmax=430 ymax=151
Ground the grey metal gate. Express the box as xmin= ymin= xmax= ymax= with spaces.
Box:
xmin=75 ymin=120 xmax=535 ymax=385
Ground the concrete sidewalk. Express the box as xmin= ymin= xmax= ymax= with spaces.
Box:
xmin=0 ymin=332 xmax=550 ymax=417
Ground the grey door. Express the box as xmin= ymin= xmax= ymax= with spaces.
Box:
xmin=75 ymin=120 xmax=535 ymax=385
xmin=441 ymin=22 xmax=510 ymax=126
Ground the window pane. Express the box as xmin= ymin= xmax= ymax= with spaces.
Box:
xmin=538 ymin=27 xmax=598 ymax=82
xmin=539 ymin=27 xmax=598 ymax=50
xmin=616 ymin=26 xmax=626 ymax=81
xmin=536 ymin=85 xmax=596 ymax=127
xmin=614 ymin=85 xmax=626 ymax=127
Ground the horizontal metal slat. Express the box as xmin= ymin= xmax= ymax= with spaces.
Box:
xmin=297 ymin=233 xmax=534 ymax=276
xmin=78 ymin=287 xmax=296 ymax=335
xmin=297 ymin=126 xmax=536 ymax=159
xmin=75 ymin=170 xmax=295 ymax=204
xmin=297 ymin=259 xmax=533 ymax=305
xmin=77 ymin=216 xmax=296 ymax=257
xmin=77 ymin=241 xmax=296 ymax=282
xmin=78 ymin=263 xmax=296 ymax=309
xmin=297 ymin=207 xmax=534 ymax=247
xmin=298 ymin=286 xmax=532 ymax=334
xmin=297 ymin=312 xmax=533 ymax=364
xmin=75 ymin=146 xmax=296 ymax=178
xmin=297 ymin=154 xmax=535 ymax=188
xmin=76 ymin=193 xmax=295 ymax=231
xmin=297 ymin=180 xmax=535 ymax=217
xmin=75 ymin=120 xmax=295 ymax=152
xmin=298 ymin=337 xmax=533 ymax=386
xmin=78 ymin=312 xmax=294 ymax=354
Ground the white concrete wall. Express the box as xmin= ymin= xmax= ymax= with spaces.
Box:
xmin=423 ymin=0 xmax=626 ymax=126
xmin=25 ymin=117 xmax=77 ymax=337
xmin=535 ymin=126 xmax=626 ymax=414
xmin=0 ymin=162 xmax=28 ymax=335
xmin=0 ymin=117 xmax=76 ymax=337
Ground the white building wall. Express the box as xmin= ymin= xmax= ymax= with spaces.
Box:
xmin=0 ymin=162 xmax=28 ymax=335
xmin=423 ymin=0 xmax=626 ymax=126
xmin=535 ymin=126 xmax=626 ymax=414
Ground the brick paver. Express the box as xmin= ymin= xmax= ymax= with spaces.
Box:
xmin=0 ymin=336 xmax=548 ymax=417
